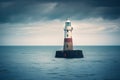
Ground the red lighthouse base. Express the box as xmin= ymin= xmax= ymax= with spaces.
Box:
xmin=55 ymin=50 xmax=83 ymax=58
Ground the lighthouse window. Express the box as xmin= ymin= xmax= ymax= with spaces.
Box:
xmin=66 ymin=22 xmax=71 ymax=26
xmin=67 ymin=34 xmax=68 ymax=37
xmin=66 ymin=44 xmax=68 ymax=48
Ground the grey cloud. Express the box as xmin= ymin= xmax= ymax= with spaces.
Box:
xmin=0 ymin=0 xmax=120 ymax=23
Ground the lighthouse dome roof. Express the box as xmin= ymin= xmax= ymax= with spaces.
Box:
xmin=66 ymin=18 xmax=71 ymax=22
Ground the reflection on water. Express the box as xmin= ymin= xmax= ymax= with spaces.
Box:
xmin=0 ymin=46 xmax=120 ymax=80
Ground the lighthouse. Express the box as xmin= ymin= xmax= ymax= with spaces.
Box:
xmin=55 ymin=18 xmax=83 ymax=58
xmin=64 ymin=18 xmax=73 ymax=50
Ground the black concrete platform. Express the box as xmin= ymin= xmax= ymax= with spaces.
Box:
xmin=55 ymin=50 xmax=83 ymax=58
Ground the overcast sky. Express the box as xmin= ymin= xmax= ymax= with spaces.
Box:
xmin=0 ymin=0 xmax=120 ymax=45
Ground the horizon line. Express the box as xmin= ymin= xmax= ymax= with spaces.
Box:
xmin=0 ymin=45 xmax=120 ymax=46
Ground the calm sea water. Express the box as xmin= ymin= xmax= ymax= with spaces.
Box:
xmin=0 ymin=46 xmax=120 ymax=80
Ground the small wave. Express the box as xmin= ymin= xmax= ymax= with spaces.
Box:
xmin=0 ymin=69 xmax=9 ymax=73
xmin=88 ymin=60 xmax=104 ymax=63
xmin=47 ymin=72 xmax=59 ymax=75
xmin=104 ymin=78 xmax=118 ymax=80
xmin=74 ymin=73 xmax=95 ymax=77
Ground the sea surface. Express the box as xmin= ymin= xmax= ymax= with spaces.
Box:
xmin=0 ymin=46 xmax=120 ymax=80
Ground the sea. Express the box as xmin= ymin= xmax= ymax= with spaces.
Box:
xmin=0 ymin=46 xmax=120 ymax=80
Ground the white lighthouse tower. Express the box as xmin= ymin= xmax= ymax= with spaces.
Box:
xmin=64 ymin=18 xmax=73 ymax=50
xmin=55 ymin=18 xmax=83 ymax=58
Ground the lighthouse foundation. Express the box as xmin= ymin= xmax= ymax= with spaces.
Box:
xmin=55 ymin=50 xmax=83 ymax=58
